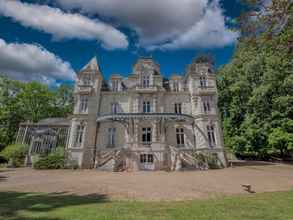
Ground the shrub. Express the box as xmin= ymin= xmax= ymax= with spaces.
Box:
xmin=0 ymin=144 xmax=29 ymax=167
xmin=206 ymin=153 xmax=223 ymax=169
xmin=33 ymin=147 xmax=65 ymax=169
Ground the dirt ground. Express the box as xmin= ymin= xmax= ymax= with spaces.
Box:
xmin=1 ymin=163 xmax=293 ymax=201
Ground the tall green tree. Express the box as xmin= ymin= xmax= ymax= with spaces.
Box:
xmin=217 ymin=0 xmax=293 ymax=158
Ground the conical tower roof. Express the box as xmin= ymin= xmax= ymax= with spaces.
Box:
xmin=81 ymin=56 xmax=99 ymax=72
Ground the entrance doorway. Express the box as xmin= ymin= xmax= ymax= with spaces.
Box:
xmin=140 ymin=153 xmax=154 ymax=170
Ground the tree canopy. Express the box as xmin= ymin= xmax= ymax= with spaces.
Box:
xmin=217 ymin=0 xmax=293 ymax=158
xmin=0 ymin=76 xmax=73 ymax=146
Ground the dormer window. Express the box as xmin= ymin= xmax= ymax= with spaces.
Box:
xmin=173 ymin=80 xmax=179 ymax=92
xmin=82 ymin=75 xmax=92 ymax=86
xmin=142 ymin=75 xmax=150 ymax=88
xmin=112 ymin=80 xmax=119 ymax=91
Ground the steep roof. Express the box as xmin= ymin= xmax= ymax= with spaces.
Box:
xmin=81 ymin=56 xmax=100 ymax=72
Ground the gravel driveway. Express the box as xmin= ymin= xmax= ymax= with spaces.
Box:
xmin=1 ymin=163 xmax=293 ymax=201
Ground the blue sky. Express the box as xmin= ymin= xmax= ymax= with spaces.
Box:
xmin=0 ymin=0 xmax=243 ymax=84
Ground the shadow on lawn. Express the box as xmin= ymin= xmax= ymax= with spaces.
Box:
xmin=0 ymin=191 xmax=108 ymax=220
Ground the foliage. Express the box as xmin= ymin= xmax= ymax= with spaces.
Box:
xmin=0 ymin=76 xmax=73 ymax=146
xmin=0 ymin=144 xmax=29 ymax=167
xmin=217 ymin=0 xmax=293 ymax=159
xmin=33 ymin=147 xmax=65 ymax=169
xmin=268 ymin=127 xmax=293 ymax=157
xmin=1 ymin=190 xmax=293 ymax=220
xmin=192 ymin=152 xmax=222 ymax=169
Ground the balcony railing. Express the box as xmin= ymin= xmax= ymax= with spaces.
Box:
xmin=97 ymin=113 xmax=194 ymax=122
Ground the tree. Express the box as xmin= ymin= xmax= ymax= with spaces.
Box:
xmin=0 ymin=76 xmax=74 ymax=146
xmin=217 ymin=0 xmax=293 ymax=158
xmin=268 ymin=128 xmax=293 ymax=157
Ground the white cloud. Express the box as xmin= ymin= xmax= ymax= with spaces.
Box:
xmin=55 ymin=0 xmax=238 ymax=50
xmin=152 ymin=1 xmax=239 ymax=50
xmin=0 ymin=0 xmax=128 ymax=50
xmin=0 ymin=38 xmax=75 ymax=84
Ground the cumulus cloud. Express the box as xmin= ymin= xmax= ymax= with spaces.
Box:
xmin=152 ymin=1 xmax=239 ymax=50
xmin=0 ymin=0 xmax=128 ymax=50
xmin=55 ymin=0 xmax=238 ymax=50
xmin=0 ymin=38 xmax=75 ymax=85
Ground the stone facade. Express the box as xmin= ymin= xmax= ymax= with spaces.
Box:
xmin=66 ymin=56 xmax=227 ymax=170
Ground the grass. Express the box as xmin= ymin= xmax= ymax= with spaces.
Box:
xmin=0 ymin=190 xmax=293 ymax=220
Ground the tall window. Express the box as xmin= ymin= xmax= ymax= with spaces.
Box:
xmin=112 ymin=80 xmax=119 ymax=91
xmin=111 ymin=102 xmax=119 ymax=114
xmin=108 ymin=128 xmax=116 ymax=147
xmin=140 ymin=154 xmax=154 ymax=163
xmin=174 ymin=103 xmax=182 ymax=114
xmin=142 ymin=127 xmax=152 ymax=144
xmin=200 ymin=76 xmax=207 ymax=88
xmin=142 ymin=75 xmax=150 ymax=88
xmin=143 ymin=101 xmax=151 ymax=113
xmin=173 ymin=80 xmax=179 ymax=92
xmin=176 ymin=128 xmax=185 ymax=147
xmin=203 ymin=100 xmax=211 ymax=113
xmin=75 ymin=125 xmax=85 ymax=145
xmin=80 ymin=96 xmax=88 ymax=113
xmin=207 ymin=125 xmax=216 ymax=147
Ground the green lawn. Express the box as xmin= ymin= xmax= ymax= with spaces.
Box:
xmin=0 ymin=190 xmax=293 ymax=220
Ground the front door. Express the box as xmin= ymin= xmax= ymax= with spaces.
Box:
xmin=140 ymin=153 xmax=155 ymax=170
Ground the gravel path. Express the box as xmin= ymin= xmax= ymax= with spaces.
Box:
xmin=1 ymin=163 xmax=293 ymax=201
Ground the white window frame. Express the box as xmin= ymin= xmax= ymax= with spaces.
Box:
xmin=111 ymin=102 xmax=119 ymax=114
xmin=203 ymin=99 xmax=211 ymax=113
xmin=142 ymin=127 xmax=152 ymax=144
xmin=140 ymin=154 xmax=154 ymax=164
xmin=75 ymin=125 xmax=85 ymax=146
xmin=175 ymin=103 xmax=182 ymax=114
xmin=173 ymin=80 xmax=179 ymax=92
xmin=142 ymin=75 xmax=150 ymax=88
xmin=207 ymin=125 xmax=216 ymax=147
xmin=83 ymin=75 xmax=92 ymax=86
xmin=107 ymin=127 xmax=116 ymax=147
xmin=143 ymin=101 xmax=151 ymax=113
xmin=176 ymin=128 xmax=185 ymax=147
xmin=79 ymin=95 xmax=88 ymax=113
xmin=200 ymin=76 xmax=207 ymax=88
xmin=112 ymin=80 xmax=119 ymax=91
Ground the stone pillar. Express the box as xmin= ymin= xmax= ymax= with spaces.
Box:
xmin=153 ymin=95 xmax=157 ymax=113
xmin=152 ymin=121 xmax=157 ymax=142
